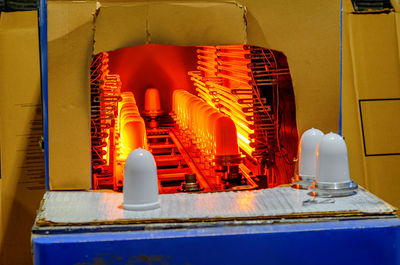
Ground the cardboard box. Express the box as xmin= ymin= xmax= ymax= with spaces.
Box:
xmin=0 ymin=11 xmax=45 ymax=264
xmin=46 ymin=0 xmax=341 ymax=190
xmin=342 ymin=0 xmax=400 ymax=209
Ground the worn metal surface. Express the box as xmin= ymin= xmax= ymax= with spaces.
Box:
xmin=36 ymin=187 xmax=395 ymax=226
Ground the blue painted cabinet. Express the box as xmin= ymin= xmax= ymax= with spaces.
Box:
xmin=32 ymin=218 xmax=400 ymax=265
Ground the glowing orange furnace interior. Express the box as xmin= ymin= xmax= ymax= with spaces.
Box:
xmin=90 ymin=44 xmax=298 ymax=193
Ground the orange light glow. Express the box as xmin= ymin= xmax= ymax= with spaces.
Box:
xmin=206 ymin=111 xmax=224 ymax=157
xmin=214 ymin=116 xmax=240 ymax=157
xmin=91 ymin=44 xmax=297 ymax=191
xmin=188 ymin=45 xmax=279 ymax=159
xmin=171 ymin=89 xmax=240 ymax=163
xmin=90 ymin=52 xmax=123 ymax=188
xmin=236 ymin=192 xmax=256 ymax=211
xmin=117 ymin=92 xmax=148 ymax=160
xmin=143 ymin=88 xmax=163 ymax=116
xmin=190 ymin=71 xmax=256 ymax=156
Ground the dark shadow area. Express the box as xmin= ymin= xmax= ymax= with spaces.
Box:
xmin=2 ymin=91 xmax=45 ymax=265
xmin=273 ymin=50 xmax=298 ymax=185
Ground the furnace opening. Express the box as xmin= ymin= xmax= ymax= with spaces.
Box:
xmin=90 ymin=44 xmax=298 ymax=193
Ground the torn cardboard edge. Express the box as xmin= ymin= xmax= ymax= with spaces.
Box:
xmin=342 ymin=4 xmax=400 ymax=209
xmin=93 ymin=1 xmax=248 ymax=54
xmin=46 ymin=0 xmax=247 ymax=190
xmin=343 ymin=0 xmax=398 ymax=14
xmin=46 ymin=0 xmax=341 ymax=190
xmin=0 ymin=10 xmax=47 ymax=264
xmin=35 ymin=211 xmax=397 ymax=227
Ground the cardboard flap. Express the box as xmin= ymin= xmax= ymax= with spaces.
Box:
xmin=46 ymin=0 xmax=341 ymax=190
xmin=47 ymin=1 xmax=97 ymax=190
xmin=94 ymin=3 xmax=148 ymax=54
xmin=393 ymin=0 xmax=400 ymax=11
xmin=94 ymin=1 xmax=247 ymax=54
xmin=348 ymin=12 xmax=400 ymax=99
xmin=0 ymin=10 xmax=37 ymax=28
xmin=360 ymin=100 xmax=400 ymax=155
xmin=147 ymin=2 xmax=247 ymax=46
xmin=0 ymin=11 xmax=46 ymax=264
xmin=48 ymin=1 xmax=97 ymax=42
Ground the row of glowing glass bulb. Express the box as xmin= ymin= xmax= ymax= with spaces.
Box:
xmin=172 ymin=89 xmax=240 ymax=160
xmin=98 ymin=74 xmax=121 ymax=164
xmin=190 ymin=75 xmax=255 ymax=157
xmin=117 ymin=92 xmax=148 ymax=161
xmin=209 ymin=82 xmax=256 ymax=156
xmin=193 ymin=47 xmax=258 ymax=157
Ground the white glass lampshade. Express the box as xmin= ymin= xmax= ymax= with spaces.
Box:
xmin=123 ymin=148 xmax=160 ymax=211
xmin=312 ymin=132 xmax=358 ymax=197
xmin=316 ymin=133 xmax=350 ymax=184
xmin=299 ymin=128 xmax=324 ymax=181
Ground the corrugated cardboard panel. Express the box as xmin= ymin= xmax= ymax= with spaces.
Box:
xmin=360 ymin=100 xmax=400 ymax=155
xmin=342 ymin=12 xmax=368 ymax=187
xmin=0 ymin=117 xmax=2 ymax=261
xmin=365 ymin=156 xmax=400 ymax=207
xmin=94 ymin=3 xmax=147 ymax=54
xmin=94 ymin=2 xmax=246 ymax=53
xmin=343 ymin=0 xmax=355 ymax=12
xmin=343 ymin=6 xmax=400 ymax=209
xmin=241 ymin=0 xmax=341 ymax=134
xmin=47 ymin=0 xmax=341 ymax=189
xmin=147 ymin=2 xmax=246 ymax=46
xmin=47 ymin=1 xmax=97 ymax=189
xmin=348 ymin=12 xmax=400 ymax=99
xmin=393 ymin=0 xmax=400 ymax=11
xmin=36 ymin=188 xmax=395 ymax=226
xmin=0 ymin=11 xmax=45 ymax=265
xmin=49 ymin=0 xmax=247 ymax=190
xmin=396 ymin=12 xmax=400 ymax=63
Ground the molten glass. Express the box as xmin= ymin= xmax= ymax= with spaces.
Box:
xmin=118 ymin=92 xmax=148 ymax=160
xmin=143 ymin=88 xmax=163 ymax=116
xmin=171 ymin=89 xmax=240 ymax=166
xmin=214 ymin=116 xmax=240 ymax=157
xmin=121 ymin=119 xmax=147 ymax=152
xmin=142 ymin=88 xmax=163 ymax=129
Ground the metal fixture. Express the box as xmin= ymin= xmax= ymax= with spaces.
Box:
xmin=188 ymin=45 xmax=297 ymax=187
xmin=179 ymin=174 xmax=203 ymax=192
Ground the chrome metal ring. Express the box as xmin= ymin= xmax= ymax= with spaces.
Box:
xmin=291 ymin=176 xmax=314 ymax=190
xmin=311 ymin=180 xmax=358 ymax=197
xmin=315 ymin=181 xmax=358 ymax=190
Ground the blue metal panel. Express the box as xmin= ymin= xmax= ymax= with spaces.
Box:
xmin=339 ymin=0 xmax=343 ymax=135
xmin=38 ymin=0 xmax=49 ymax=190
xmin=33 ymin=218 xmax=400 ymax=265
